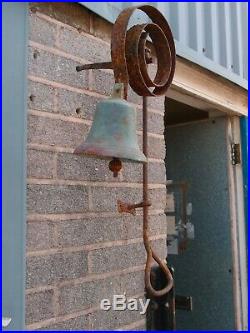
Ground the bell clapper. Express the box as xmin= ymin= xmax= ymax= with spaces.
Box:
xmin=109 ymin=158 xmax=122 ymax=177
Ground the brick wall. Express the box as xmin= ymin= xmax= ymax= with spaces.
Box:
xmin=26 ymin=3 xmax=169 ymax=330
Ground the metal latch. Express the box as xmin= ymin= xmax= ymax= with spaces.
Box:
xmin=176 ymin=295 xmax=193 ymax=311
xmin=231 ymin=143 xmax=241 ymax=165
xmin=2 ymin=317 xmax=12 ymax=328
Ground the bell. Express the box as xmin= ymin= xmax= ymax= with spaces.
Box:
xmin=74 ymin=83 xmax=147 ymax=165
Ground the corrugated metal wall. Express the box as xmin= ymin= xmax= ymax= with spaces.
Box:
xmin=80 ymin=2 xmax=248 ymax=89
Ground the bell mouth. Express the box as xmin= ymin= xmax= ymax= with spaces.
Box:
xmin=74 ymin=143 xmax=147 ymax=163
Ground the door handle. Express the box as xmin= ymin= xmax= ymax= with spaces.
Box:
xmin=2 ymin=317 xmax=12 ymax=328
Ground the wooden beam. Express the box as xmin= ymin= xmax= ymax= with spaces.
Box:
xmin=167 ymin=56 xmax=248 ymax=117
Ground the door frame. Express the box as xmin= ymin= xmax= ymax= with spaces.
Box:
xmin=226 ymin=116 xmax=248 ymax=330
xmin=2 ymin=3 xmax=28 ymax=330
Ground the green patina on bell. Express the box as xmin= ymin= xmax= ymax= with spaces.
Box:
xmin=74 ymin=83 xmax=147 ymax=163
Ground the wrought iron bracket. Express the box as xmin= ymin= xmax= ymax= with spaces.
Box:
xmin=117 ymin=200 xmax=151 ymax=215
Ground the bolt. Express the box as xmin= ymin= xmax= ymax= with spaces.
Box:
xmin=30 ymin=7 xmax=37 ymax=14
xmin=33 ymin=50 xmax=39 ymax=59
xmin=145 ymin=47 xmax=153 ymax=64
xmin=29 ymin=94 xmax=35 ymax=102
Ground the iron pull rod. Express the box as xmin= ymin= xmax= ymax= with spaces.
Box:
xmin=143 ymin=96 xmax=174 ymax=298
xmin=143 ymin=96 xmax=149 ymax=249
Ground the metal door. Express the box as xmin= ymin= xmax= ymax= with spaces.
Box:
xmin=166 ymin=117 xmax=236 ymax=330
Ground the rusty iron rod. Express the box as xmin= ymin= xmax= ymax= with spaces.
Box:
xmin=117 ymin=200 xmax=151 ymax=215
xmin=130 ymin=201 xmax=151 ymax=209
xmin=76 ymin=61 xmax=113 ymax=72
xmin=76 ymin=54 xmax=154 ymax=72
xmin=143 ymin=96 xmax=150 ymax=253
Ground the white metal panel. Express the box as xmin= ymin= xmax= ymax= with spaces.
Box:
xmin=80 ymin=2 xmax=248 ymax=89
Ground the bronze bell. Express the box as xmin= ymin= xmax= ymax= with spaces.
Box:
xmin=74 ymin=83 xmax=147 ymax=175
